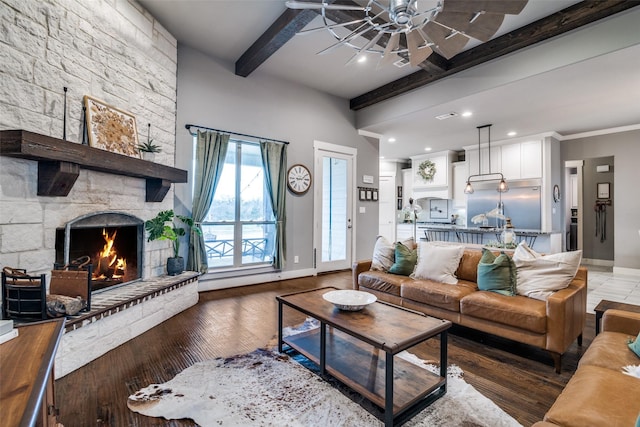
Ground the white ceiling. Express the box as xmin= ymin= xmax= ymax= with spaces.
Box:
xmin=140 ymin=0 xmax=640 ymax=159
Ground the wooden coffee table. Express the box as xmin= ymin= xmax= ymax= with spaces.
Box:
xmin=276 ymin=287 xmax=452 ymax=427
xmin=594 ymin=299 xmax=640 ymax=335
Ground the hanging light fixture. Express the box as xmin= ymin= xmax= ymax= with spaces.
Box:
xmin=464 ymin=124 xmax=509 ymax=194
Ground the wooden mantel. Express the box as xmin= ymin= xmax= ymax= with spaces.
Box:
xmin=0 ymin=130 xmax=187 ymax=202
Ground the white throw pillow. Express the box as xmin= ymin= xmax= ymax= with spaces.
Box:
xmin=513 ymin=242 xmax=583 ymax=301
xmin=412 ymin=242 xmax=464 ymax=284
xmin=371 ymin=236 xmax=395 ymax=271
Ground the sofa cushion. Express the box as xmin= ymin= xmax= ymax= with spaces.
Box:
xmin=455 ymin=249 xmax=484 ymax=283
xmin=477 ymin=249 xmax=517 ymax=296
xmin=630 ymin=331 xmax=640 ymax=358
xmin=358 ymin=271 xmax=407 ymax=296
xmin=401 ymin=279 xmax=477 ymax=312
xmin=371 ymin=236 xmax=395 ymax=272
xmin=388 ymin=241 xmax=417 ymax=276
xmin=412 ymin=242 xmax=465 ymax=284
xmin=513 ymin=242 xmax=582 ymax=301
xmin=579 ymin=331 xmax=640 ymax=370
xmin=543 ymin=365 xmax=640 ymax=427
xmin=460 ymin=292 xmax=547 ymax=334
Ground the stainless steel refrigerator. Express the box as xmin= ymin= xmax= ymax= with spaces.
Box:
xmin=466 ymin=179 xmax=542 ymax=230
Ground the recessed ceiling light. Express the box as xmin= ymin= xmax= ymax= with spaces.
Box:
xmin=357 ymin=56 xmax=367 ymax=63
xmin=424 ymin=147 xmax=432 ymax=151
xmin=507 ymin=131 xmax=517 ymax=137
xmin=380 ymin=156 xmax=385 ymax=159
xmin=461 ymin=111 xmax=473 ymax=117
xmin=388 ymin=137 xmax=396 ymax=143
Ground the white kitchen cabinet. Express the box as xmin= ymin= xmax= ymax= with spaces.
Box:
xmin=396 ymin=223 xmax=415 ymax=241
xmin=467 ymin=146 xmax=501 ymax=176
xmin=452 ymin=161 xmax=467 ymax=208
xmin=500 ymin=143 xmax=521 ymax=180
xmin=520 ymin=140 xmax=542 ymax=178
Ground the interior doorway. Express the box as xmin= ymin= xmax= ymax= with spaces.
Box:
xmin=313 ymin=141 xmax=356 ymax=273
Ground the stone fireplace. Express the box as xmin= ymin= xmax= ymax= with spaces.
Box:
xmin=55 ymin=211 xmax=144 ymax=292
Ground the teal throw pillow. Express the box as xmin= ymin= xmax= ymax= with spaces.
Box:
xmin=629 ymin=332 xmax=640 ymax=358
xmin=477 ymin=249 xmax=517 ymax=296
xmin=388 ymin=242 xmax=417 ymax=276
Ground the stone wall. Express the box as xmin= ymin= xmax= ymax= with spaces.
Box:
xmin=0 ymin=0 xmax=179 ymax=279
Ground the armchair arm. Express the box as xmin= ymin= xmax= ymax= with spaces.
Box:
xmin=602 ymin=309 xmax=640 ymax=336
xmin=545 ymin=267 xmax=588 ymax=354
xmin=352 ymin=260 xmax=372 ymax=290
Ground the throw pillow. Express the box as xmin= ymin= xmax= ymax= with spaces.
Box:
xmin=629 ymin=332 xmax=640 ymax=358
xmin=388 ymin=242 xmax=417 ymax=276
xmin=477 ymin=249 xmax=516 ymax=296
xmin=512 ymin=242 xmax=582 ymax=301
xmin=412 ymin=242 xmax=464 ymax=284
xmin=371 ymin=236 xmax=395 ymax=272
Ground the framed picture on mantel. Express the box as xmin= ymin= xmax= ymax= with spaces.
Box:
xmin=84 ymin=95 xmax=140 ymax=158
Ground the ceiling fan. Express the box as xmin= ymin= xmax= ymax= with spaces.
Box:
xmin=286 ymin=0 xmax=528 ymax=68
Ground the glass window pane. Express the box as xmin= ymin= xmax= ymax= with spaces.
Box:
xmin=202 ymin=224 xmax=234 ymax=267
xmin=207 ymin=142 xmax=237 ymax=222
xmin=240 ymin=144 xmax=273 ymax=222
xmin=322 ymin=157 xmax=347 ymax=262
xmin=242 ymin=223 xmax=274 ymax=264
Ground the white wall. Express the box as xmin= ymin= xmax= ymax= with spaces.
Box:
xmin=174 ymin=46 xmax=379 ymax=274
xmin=0 ymin=0 xmax=179 ymax=277
xmin=561 ymin=128 xmax=640 ymax=270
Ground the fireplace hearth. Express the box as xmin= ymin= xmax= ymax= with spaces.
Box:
xmin=55 ymin=212 xmax=144 ymax=292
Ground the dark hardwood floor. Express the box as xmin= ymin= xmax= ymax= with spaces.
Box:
xmin=55 ymin=271 xmax=593 ymax=426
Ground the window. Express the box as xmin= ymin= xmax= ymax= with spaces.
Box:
xmin=200 ymin=140 xmax=275 ymax=269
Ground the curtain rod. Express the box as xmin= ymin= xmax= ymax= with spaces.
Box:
xmin=185 ymin=124 xmax=289 ymax=145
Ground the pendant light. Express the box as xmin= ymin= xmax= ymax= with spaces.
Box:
xmin=464 ymin=124 xmax=509 ymax=194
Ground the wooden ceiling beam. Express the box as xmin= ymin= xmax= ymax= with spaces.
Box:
xmin=235 ymin=8 xmax=319 ymax=77
xmin=350 ymin=1 xmax=640 ymax=110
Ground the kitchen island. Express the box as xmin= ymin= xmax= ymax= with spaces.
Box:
xmin=415 ymin=223 xmax=562 ymax=253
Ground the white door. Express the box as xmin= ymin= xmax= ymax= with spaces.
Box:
xmin=379 ymin=174 xmax=396 ymax=241
xmin=313 ymin=142 xmax=356 ymax=273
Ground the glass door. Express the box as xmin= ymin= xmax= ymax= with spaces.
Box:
xmin=314 ymin=142 xmax=355 ymax=273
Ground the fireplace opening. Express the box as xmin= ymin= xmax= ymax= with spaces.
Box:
xmin=55 ymin=212 xmax=144 ymax=292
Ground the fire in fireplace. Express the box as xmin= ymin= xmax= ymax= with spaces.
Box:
xmin=55 ymin=212 xmax=143 ymax=292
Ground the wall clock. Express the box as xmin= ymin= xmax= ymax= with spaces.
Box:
xmin=553 ymin=184 xmax=561 ymax=203
xmin=287 ymin=164 xmax=312 ymax=195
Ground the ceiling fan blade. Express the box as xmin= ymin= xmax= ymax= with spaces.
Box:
xmin=441 ymin=0 xmax=528 ymax=15
xmin=378 ymin=32 xmax=400 ymax=69
xmin=298 ymin=19 xmax=366 ymax=35
xmin=406 ymin=30 xmax=433 ymax=67
xmin=317 ymin=25 xmax=373 ymax=55
xmin=285 ymin=1 xmax=366 ymax=11
xmin=435 ymin=11 xmax=504 ymax=42
xmin=422 ymin=21 xmax=469 ymax=59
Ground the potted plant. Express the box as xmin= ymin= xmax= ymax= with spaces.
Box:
xmin=145 ymin=210 xmax=201 ymax=275
xmin=137 ymin=140 xmax=161 ymax=162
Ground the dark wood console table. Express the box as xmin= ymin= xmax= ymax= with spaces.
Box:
xmin=0 ymin=130 xmax=187 ymax=202
xmin=0 ymin=318 xmax=65 ymax=426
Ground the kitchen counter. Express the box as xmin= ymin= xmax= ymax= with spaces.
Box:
xmin=414 ymin=223 xmax=563 ymax=253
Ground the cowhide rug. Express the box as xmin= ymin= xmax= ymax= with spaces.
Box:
xmin=128 ymin=320 xmax=521 ymax=427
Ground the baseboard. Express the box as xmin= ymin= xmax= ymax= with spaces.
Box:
xmin=198 ymin=268 xmax=317 ymax=292
xmin=613 ymin=266 xmax=640 ymax=277
xmin=582 ymin=258 xmax=614 ymax=267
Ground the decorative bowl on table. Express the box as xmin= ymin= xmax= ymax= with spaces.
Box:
xmin=322 ymin=290 xmax=377 ymax=311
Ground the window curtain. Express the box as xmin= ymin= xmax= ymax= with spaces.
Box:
xmin=260 ymin=141 xmax=287 ymax=270
xmin=188 ymin=130 xmax=230 ymax=273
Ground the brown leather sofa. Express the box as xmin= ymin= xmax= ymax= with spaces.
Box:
xmin=352 ymin=248 xmax=587 ymax=373
xmin=533 ymin=309 xmax=640 ymax=427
